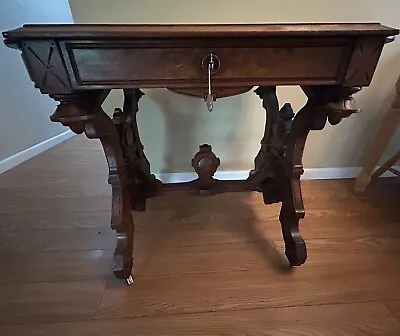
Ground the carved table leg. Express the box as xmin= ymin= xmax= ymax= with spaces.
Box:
xmin=50 ymin=91 xmax=136 ymax=282
xmin=285 ymin=86 xmax=361 ymax=265
xmin=279 ymin=103 xmax=316 ymax=266
xmin=279 ymin=178 xmax=306 ymax=265
xmin=251 ymin=86 xmax=361 ymax=266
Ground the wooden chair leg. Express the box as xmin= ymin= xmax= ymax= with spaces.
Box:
xmin=355 ymin=76 xmax=400 ymax=193
xmin=370 ymin=150 xmax=400 ymax=180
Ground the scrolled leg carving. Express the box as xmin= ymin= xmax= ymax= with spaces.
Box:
xmin=252 ymin=85 xmax=361 ymax=266
xmin=50 ymin=91 xmax=135 ymax=282
xmin=279 ymin=103 xmax=317 ymax=266
xmin=113 ymin=89 xmax=162 ymax=211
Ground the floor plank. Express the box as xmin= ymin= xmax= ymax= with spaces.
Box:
xmin=0 ymin=210 xmax=111 ymax=231
xmin=0 ymin=228 xmax=114 ymax=253
xmin=134 ymin=203 xmax=314 ymax=246
xmin=0 ymin=280 xmax=106 ymax=324
xmin=0 ymin=191 xmax=111 ymax=213
xmin=0 ymin=250 xmax=113 ymax=284
xmin=134 ymin=240 xmax=284 ymax=276
xmin=0 ymin=170 xmax=110 ymax=188
xmin=306 ymin=215 xmax=400 ymax=239
xmin=95 ymin=263 xmax=400 ymax=319
xmin=1 ymin=302 xmax=399 ymax=335
xmin=385 ymin=300 xmax=400 ymax=322
xmin=274 ymin=237 xmax=400 ymax=266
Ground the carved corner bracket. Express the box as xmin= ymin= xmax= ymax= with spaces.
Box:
xmin=49 ymin=92 xmax=103 ymax=134
xmin=302 ymin=85 xmax=361 ymax=126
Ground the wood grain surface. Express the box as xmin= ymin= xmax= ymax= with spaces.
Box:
xmin=0 ymin=134 xmax=399 ymax=334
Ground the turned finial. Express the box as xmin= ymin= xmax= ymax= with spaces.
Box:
xmin=190 ymin=144 xmax=220 ymax=195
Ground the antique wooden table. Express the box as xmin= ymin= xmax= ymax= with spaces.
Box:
xmin=3 ymin=23 xmax=398 ymax=283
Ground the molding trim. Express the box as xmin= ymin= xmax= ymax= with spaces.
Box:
xmin=156 ymin=166 xmax=400 ymax=183
xmin=0 ymin=130 xmax=74 ymax=174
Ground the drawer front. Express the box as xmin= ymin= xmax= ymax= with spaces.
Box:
xmin=65 ymin=42 xmax=349 ymax=88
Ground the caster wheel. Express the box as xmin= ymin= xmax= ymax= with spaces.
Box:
xmin=126 ymin=275 xmax=134 ymax=285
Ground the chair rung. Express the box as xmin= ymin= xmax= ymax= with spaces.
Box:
xmin=388 ymin=167 xmax=400 ymax=176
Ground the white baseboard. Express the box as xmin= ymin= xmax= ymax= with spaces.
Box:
xmin=1 ymin=134 xmax=398 ymax=181
xmin=156 ymin=166 xmax=400 ymax=183
xmin=0 ymin=130 xmax=74 ymax=174
xmin=156 ymin=171 xmax=249 ymax=183
xmin=302 ymin=166 xmax=399 ymax=180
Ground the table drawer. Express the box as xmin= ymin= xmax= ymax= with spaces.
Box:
xmin=64 ymin=41 xmax=349 ymax=88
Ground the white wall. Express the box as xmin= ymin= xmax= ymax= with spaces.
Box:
xmin=0 ymin=0 xmax=74 ymax=164
xmin=69 ymin=0 xmax=400 ymax=174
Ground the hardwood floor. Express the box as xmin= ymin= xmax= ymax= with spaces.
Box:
xmin=0 ymin=135 xmax=399 ymax=335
